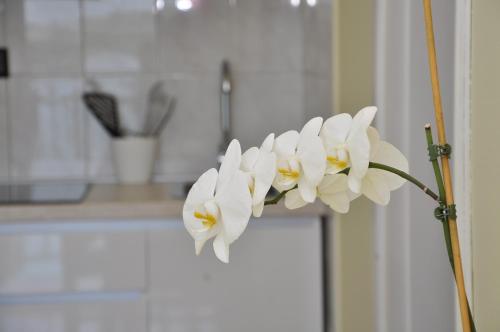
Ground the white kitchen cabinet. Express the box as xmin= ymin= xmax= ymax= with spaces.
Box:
xmin=0 ymin=226 xmax=146 ymax=294
xmin=0 ymin=298 xmax=146 ymax=332
xmin=148 ymin=217 xmax=324 ymax=332
xmin=0 ymin=217 xmax=325 ymax=332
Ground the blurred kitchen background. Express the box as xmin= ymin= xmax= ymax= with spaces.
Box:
xmin=0 ymin=0 xmax=331 ymax=183
xmin=0 ymin=0 xmax=333 ymax=331
xmin=0 ymin=0 xmax=497 ymax=331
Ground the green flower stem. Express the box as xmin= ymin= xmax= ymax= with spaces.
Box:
xmin=264 ymin=186 xmax=297 ymax=206
xmin=367 ymin=162 xmax=439 ymax=201
xmin=425 ymin=125 xmax=476 ymax=332
xmin=425 ymin=125 xmax=453 ymax=267
xmin=263 ymin=163 xmax=439 ymax=206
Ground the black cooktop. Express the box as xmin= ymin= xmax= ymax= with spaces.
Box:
xmin=0 ymin=183 xmax=90 ymax=205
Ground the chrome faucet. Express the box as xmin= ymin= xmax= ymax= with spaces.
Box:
xmin=218 ymin=60 xmax=232 ymax=163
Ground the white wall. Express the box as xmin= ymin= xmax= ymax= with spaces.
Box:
xmin=331 ymin=1 xmax=375 ymax=331
xmin=471 ymin=0 xmax=500 ymax=329
xmin=375 ymin=0 xmax=456 ymax=331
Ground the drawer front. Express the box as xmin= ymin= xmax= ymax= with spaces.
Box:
xmin=0 ymin=227 xmax=146 ymax=294
xmin=148 ymin=218 xmax=323 ymax=332
xmin=0 ymin=298 xmax=146 ymax=332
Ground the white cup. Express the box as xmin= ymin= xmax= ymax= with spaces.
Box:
xmin=112 ymin=136 xmax=158 ymax=184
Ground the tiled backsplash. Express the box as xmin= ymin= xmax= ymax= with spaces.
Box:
xmin=0 ymin=0 xmax=331 ymax=183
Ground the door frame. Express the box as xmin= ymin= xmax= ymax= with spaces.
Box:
xmin=452 ymin=0 xmax=473 ymax=330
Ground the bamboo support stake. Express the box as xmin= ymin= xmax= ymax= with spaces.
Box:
xmin=422 ymin=1 xmax=471 ymax=331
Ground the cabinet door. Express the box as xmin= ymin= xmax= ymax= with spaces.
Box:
xmin=0 ymin=298 xmax=146 ymax=332
xmin=0 ymin=225 xmax=146 ymax=294
xmin=148 ymin=217 xmax=323 ymax=332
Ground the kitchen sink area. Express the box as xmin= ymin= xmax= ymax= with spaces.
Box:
xmin=0 ymin=0 xmax=332 ymax=331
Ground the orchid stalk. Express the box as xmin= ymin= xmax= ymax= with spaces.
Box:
xmin=182 ymin=106 xmax=476 ymax=327
xmin=264 ymin=162 xmax=439 ymax=206
xmin=181 ymin=0 xmax=475 ymax=328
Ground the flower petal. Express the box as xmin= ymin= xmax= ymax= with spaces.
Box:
xmin=320 ymin=192 xmax=350 ymax=213
xmin=215 ymin=170 xmax=252 ymax=244
xmin=274 ymin=130 xmax=300 ymax=157
xmin=252 ymin=150 xmax=277 ymax=205
xmin=184 ymin=168 xmax=218 ymax=208
xmin=285 ymin=188 xmax=309 ymax=209
xmin=241 ymin=147 xmax=259 ymax=173
xmin=217 ymin=139 xmax=242 ymax=192
xmin=367 ymin=126 xmax=381 ymax=160
xmin=300 ymin=117 xmax=323 ymax=137
xmin=318 ymin=174 xmax=351 ymax=213
xmin=213 ymin=233 xmax=229 ymax=263
xmin=298 ymin=175 xmax=317 ymax=203
xmin=347 ymin=106 xmax=377 ymax=140
xmin=320 ymin=113 xmax=352 ymax=147
xmin=346 ymin=130 xmax=370 ymax=193
xmin=346 ymin=107 xmax=377 ymax=193
xmin=195 ymin=238 xmax=209 ymax=255
xmin=318 ymin=174 xmax=349 ymax=195
xmin=361 ymin=169 xmax=391 ymax=205
xmin=183 ymin=168 xmax=218 ymax=238
xmin=348 ymin=175 xmax=363 ymax=194
xmin=261 ymin=133 xmax=275 ymax=152
xmin=252 ymin=200 xmax=265 ymax=217
xmin=372 ymin=141 xmax=409 ymax=190
xmin=297 ymin=134 xmax=326 ymax=186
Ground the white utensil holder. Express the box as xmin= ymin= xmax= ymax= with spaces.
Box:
xmin=112 ymin=137 xmax=158 ymax=184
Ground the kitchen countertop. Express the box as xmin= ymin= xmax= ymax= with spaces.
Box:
xmin=0 ymin=184 xmax=328 ymax=224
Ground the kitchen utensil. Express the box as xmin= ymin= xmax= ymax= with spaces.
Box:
xmin=144 ymin=81 xmax=167 ymax=135
xmin=143 ymin=81 xmax=176 ymax=136
xmin=112 ymin=136 xmax=158 ymax=184
xmin=151 ymin=96 xmax=176 ymax=136
xmin=82 ymin=93 xmax=122 ymax=137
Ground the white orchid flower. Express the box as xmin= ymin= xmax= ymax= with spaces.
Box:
xmin=320 ymin=106 xmax=377 ymax=194
xmin=360 ymin=127 xmax=409 ymax=205
xmin=272 ymin=117 xmax=327 ymax=203
xmin=284 ymin=173 xmax=353 ymax=214
xmin=183 ymin=140 xmax=252 ymax=263
xmin=240 ymin=134 xmax=277 ymax=217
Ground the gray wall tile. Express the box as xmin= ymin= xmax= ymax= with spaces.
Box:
xmin=158 ymin=0 xmax=231 ymax=74
xmin=303 ymin=2 xmax=332 ymax=76
xmin=0 ymin=81 xmax=9 ymax=181
xmin=155 ymin=74 xmax=220 ymax=181
xmin=5 ymin=0 xmax=81 ymax=75
xmin=8 ymin=78 xmax=85 ymax=180
xmin=82 ymin=0 xmax=159 ymax=74
xmin=232 ymin=72 xmax=304 ymax=149
xmin=230 ymin=0 xmax=304 ymax=73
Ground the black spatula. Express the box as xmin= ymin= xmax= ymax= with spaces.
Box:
xmin=82 ymin=93 xmax=122 ymax=137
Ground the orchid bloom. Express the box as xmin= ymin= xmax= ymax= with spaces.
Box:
xmin=284 ymin=173 xmax=352 ymax=213
xmin=240 ymin=134 xmax=277 ymax=217
xmin=320 ymin=106 xmax=377 ymax=193
xmin=272 ymin=117 xmax=327 ymax=203
xmin=360 ymin=127 xmax=409 ymax=205
xmin=182 ymin=140 xmax=252 ymax=263
xmin=182 ymin=106 xmax=420 ymax=264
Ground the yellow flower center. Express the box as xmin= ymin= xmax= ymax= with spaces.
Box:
xmin=194 ymin=211 xmax=217 ymax=228
xmin=327 ymin=156 xmax=348 ymax=169
xmin=278 ymin=168 xmax=300 ymax=179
